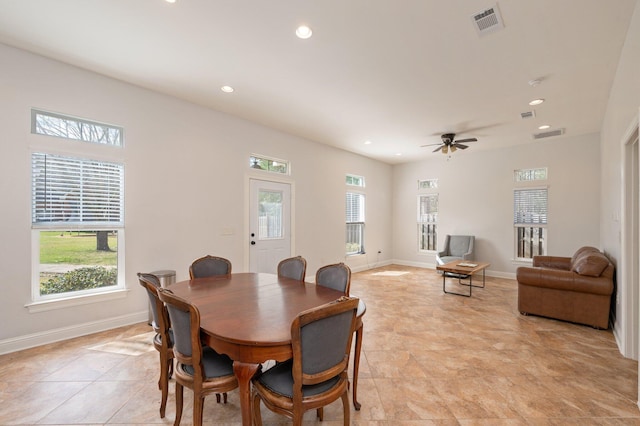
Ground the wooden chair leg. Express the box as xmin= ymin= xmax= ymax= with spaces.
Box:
xmin=341 ymin=389 xmax=350 ymax=425
xmin=352 ymin=321 xmax=364 ymax=410
xmin=174 ymin=382 xmax=184 ymax=426
xmin=193 ymin=396 xmax=204 ymax=426
xmin=159 ymin=353 xmax=170 ymax=418
xmin=252 ymin=392 xmax=263 ymax=426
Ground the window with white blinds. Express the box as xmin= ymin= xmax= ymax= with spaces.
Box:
xmin=514 ymin=187 xmax=547 ymax=259
xmin=346 ymin=192 xmax=365 ymax=255
xmin=513 ymin=188 xmax=547 ymax=225
xmin=29 ymin=109 xmax=126 ymax=307
xmin=418 ymin=194 xmax=438 ymax=251
xmin=32 ymin=153 xmax=124 ymax=227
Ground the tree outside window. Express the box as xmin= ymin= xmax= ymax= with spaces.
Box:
xmin=32 ymin=153 xmax=124 ymax=299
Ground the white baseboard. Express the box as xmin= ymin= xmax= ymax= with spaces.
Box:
xmin=0 ymin=263 xmax=517 ymax=356
xmin=349 ymin=259 xmax=393 ymax=273
xmin=390 ymin=259 xmax=517 ymax=280
xmin=0 ymin=311 xmax=148 ymax=355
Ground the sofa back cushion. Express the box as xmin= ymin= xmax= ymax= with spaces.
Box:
xmin=571 ymin=246 xmax=600 ymax=266
xmin=572 ymin=252 xmax=610 ymax=277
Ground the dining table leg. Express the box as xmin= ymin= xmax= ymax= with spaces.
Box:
xmin=233 ymin=361 xmax=261 ymax=426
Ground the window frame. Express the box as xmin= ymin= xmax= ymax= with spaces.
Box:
xmin=417 ymin=193 xmax=438 ymax=252
xmin=31 ymin=109 xmax=123 ymax=147
xmin=249 ymin=154 xmax=290 ymax=175
xmin=418 ymin=178 xmax=438 ymax=190
xmin=345 ymin=190 xmax=365 ymax=255
xmin=513 ymin=185 xmax=548 ymax=261
xmin=346 ymin=174 xmax=365 ymax=187
xmin=30 ymin=229 xmax=126 ymax=307
xmin=514 ymin=167 xmax=548 ymax=182
xmin=29 ymin=110 xmax=126 ymax=310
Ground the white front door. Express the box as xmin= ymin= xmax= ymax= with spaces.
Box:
xmin=249 ymin=179 xmax=291 ymax=273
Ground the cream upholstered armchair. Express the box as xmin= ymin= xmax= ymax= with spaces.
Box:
xmin=436 ymin=235 xmax=475 ymax=265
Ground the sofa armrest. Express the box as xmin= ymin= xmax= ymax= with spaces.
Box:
xmin=532 ymin=255 xmax=571 ymax=270
xmin=516 ymin=266 xmax=613 ymax=296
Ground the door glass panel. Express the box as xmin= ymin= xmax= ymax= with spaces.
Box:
xmin=258 ymin=190 xmax=283 ymax=240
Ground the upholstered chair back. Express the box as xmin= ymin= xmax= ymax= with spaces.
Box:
xmin=277 ymin=256 xmax=307 ymax=282
xmin=315 ymin=262 xmax=351 ymax=294
xmin=447 ymin=235 xmax=475 ymax=257
xmin=189 ymin=255 xmax=232 ymax=279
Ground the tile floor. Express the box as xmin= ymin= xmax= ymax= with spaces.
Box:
xmin=1 ymin=265 xmax=639 ymax=425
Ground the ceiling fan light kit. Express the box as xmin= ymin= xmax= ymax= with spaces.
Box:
xmin=422 ymin=133 xmax=479 ymax=155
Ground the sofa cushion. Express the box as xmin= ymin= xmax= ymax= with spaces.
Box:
xmin=571 ymin=246 xmax=600 ymax=266
xmin=572 ymin=253 xmax=609 ymax=277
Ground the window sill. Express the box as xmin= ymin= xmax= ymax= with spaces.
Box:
xmin=25 ymin=288 xmax=129 ymax=313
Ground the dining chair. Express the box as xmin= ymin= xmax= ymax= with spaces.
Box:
xmin=314 ymin=262 xmax=365 ymax=410
xmin=277 ymin=256 xmax=307 ymax=282
xmin=189 ymin=255 xmax=232 ymax=279
xmin=315 ymin=262 xmax=351 ymax=294
xmin=157 ymin=287 xmax=238 ymax=426
xmin=251 ymin=296 xmax=359 ymax=426
xmin=137 ymin=272 xmax=174 ymax=419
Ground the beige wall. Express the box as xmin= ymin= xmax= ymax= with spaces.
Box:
xmin=1 ymin=0 xmax=639 ymax=356
xmin=600 ymin=0 xmax=640 ymax=358
xmin=391 ymin=132 xmax=601 ymax=276
xmin=0 ymin=43 xmax=392 ymax=351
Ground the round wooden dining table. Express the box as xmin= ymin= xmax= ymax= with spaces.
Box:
xmin=168 ymin=272 xmax=356 ymax=426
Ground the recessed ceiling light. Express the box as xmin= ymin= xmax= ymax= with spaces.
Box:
xmin=221 ymin=85 xmax=234 ymax=93
xmin=364 ymin=140 xmax=372 ymax=145
xmin=296 ymin=25 xmax=313 ymax=39
xmin=529 ymin=98 xmax=545 ymax=106
xmin=538 ymin=124 xmax=551 ymax=130
xmin=395 ymin=153 xmax=402 ymax=156
xmin=165 ymin=0 xmax=176 ymax=3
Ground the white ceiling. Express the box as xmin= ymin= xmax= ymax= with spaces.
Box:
xmin=0 ymin=0 xmax=636 ymax=164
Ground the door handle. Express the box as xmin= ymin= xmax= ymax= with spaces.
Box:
xmin=251 ymin=241 xmax=256 ymax=245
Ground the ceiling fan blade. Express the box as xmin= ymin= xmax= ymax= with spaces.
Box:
xmin=454 ymin=138 xmax=477 ymax=143
xmin=432 ymin=145 xmax=444 ymax=153
xmin=421 ymin=143 xmax=443 ymax=147
xmin=453 ymin=143 xmax=469 ymax=149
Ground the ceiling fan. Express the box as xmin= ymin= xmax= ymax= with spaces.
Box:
xmin=422 ymin=133 xmax=478 ymax=154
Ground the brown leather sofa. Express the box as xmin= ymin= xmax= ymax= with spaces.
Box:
xmin=516 ymin=246 xmax=614 ymax=329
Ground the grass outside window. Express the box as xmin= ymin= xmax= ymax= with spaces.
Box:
xmin=39 ymin=231 xmax=118 ymax=296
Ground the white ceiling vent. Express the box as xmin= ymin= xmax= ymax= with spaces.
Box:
xmin=520 ymin=110 xmax=536 ymax=119
xmin=532 ymin=128 xmax=565 ymax=140
xmin=471 ymin=4 xmax=505 ymax=37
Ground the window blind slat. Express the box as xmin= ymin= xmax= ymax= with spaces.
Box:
xmin=32 ymin=153 xmax=124 ymax=225
xmin=346 ymin=192 xmax=364 ymax=222
xmin=419 ymin=194 xmax=438 ymax=222
xmin=514 ymin=188 xmax=547 ymax=225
